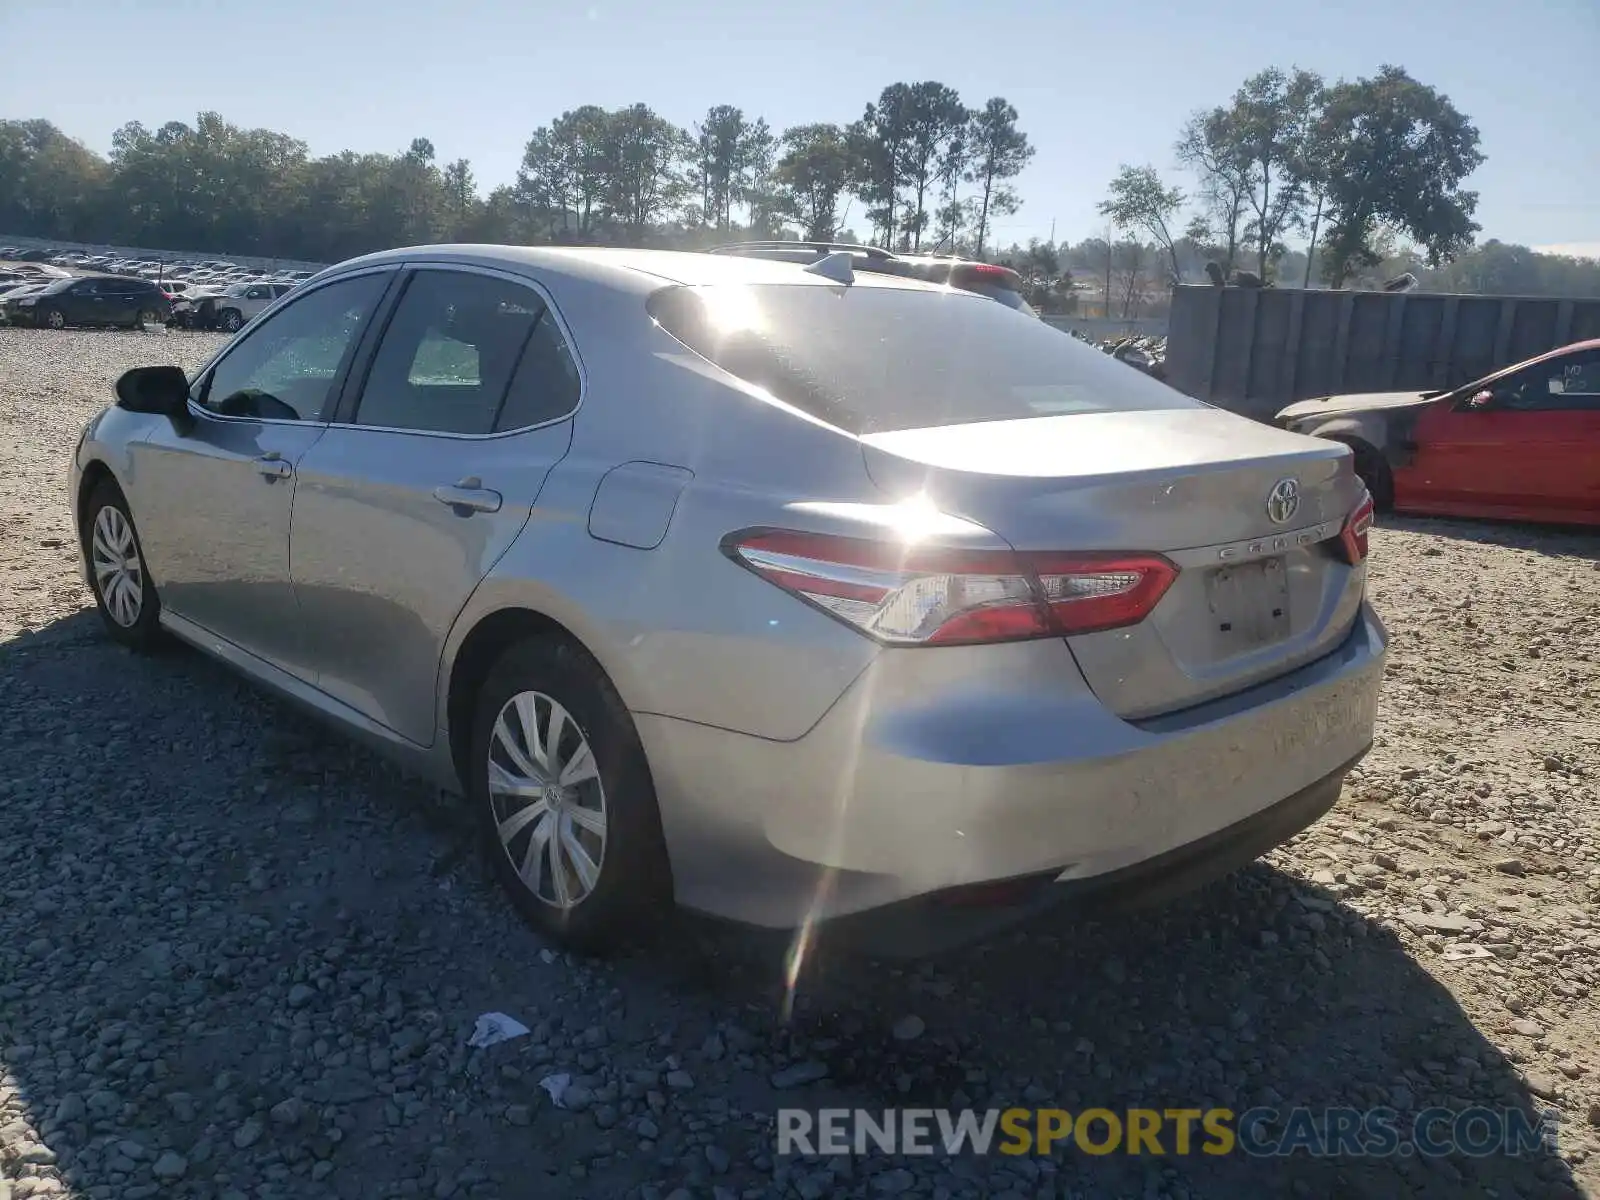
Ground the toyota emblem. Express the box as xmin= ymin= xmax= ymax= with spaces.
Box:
xmin=1266 ymin=478 xmax=1300 ymax=525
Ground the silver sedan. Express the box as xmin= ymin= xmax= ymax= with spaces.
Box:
xmin=69 ymin=245 xmax=1386 ymax=955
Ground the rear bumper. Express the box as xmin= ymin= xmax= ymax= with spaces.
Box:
xmin=810 ymin=746 xmax=1358 ymax=956
xmin=637 ymin=603 xmax=1387 ymax=935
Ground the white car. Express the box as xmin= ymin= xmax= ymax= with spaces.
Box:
xmin=213 ymin=281 xmax=295 ymax=331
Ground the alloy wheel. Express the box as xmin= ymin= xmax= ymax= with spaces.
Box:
xmin=46 ymin=309 xmax=65 ymax=329
xmin=487 ymin=690 xmax=608 ymax=910
xmin=91 ymin=505 xmax=143 ymax=627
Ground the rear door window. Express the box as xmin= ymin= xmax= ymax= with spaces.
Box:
xmin=647 ymin=282 xmax=1195 ymax=434
xmin=353 ymin=269 xmax=570 ymax=436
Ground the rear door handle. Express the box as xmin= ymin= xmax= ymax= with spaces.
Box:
xmin=432 ymin=476 xmax=502 ymax=514
xmin=254 ymin=452 xmax=292 ymax=480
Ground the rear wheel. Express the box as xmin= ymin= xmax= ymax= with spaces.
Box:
xmin=84 ymin=480 xmax=163 ymax=650
xmin=219 ymin=308 xmax=243 ymax=333
xmin=135 ymin=307 xmax=161 ymax=331
xmin=43 ymin=307 xmax=66 ymax=330
xmin=468 ymin=636 xmax=671 ymax=953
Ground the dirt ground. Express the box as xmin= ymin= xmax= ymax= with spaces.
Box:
xmin=1 ymin=326 xmax=1597 ymax=1199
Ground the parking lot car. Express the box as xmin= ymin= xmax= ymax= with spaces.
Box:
xmin=212 ymin=281 xmax=294 ymax=331
xmin=1277 ymin=339 xmax=1600 ymax=526
xmin=70 ymin=245 xmax=1386 ymax=953
xmin=710 ymin=240 xmax=1037 ymax=313
xmin=5 ymin=274 xmax=172 ymax=329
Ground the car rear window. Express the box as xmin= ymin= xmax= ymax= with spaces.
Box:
xmin=647 ymin=283 xmax=1195 ymax=434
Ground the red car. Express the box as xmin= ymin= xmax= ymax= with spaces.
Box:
xmin=1276 ymin=339 xmax=1600 ymax=526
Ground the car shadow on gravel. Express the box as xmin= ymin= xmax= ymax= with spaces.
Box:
xmin=0 ymin=623 xmax=1584 ymax=1200
xmin=1381 ymin=513 xmax=1600 ymax=560
xmin=662 ymin=864 xmax=1582 ymax=1200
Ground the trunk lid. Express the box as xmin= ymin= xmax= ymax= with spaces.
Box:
xmin=860 ymin=407 xmax=1368 ymax=718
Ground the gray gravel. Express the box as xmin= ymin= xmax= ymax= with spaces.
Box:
xmin=2 ymin=326 xmax=1598 ymax=1199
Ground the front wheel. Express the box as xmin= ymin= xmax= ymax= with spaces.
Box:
xmin=1344 ymin=440 xmax=1395 ymax=512
xmin=219 ymin=308 xmax=243 ymax=333
xmin=83 ymin=480 xmax=163 ymax=650
xmin=43 ymin=307 xmax=66 ymax=330
xmin=469 ymin=636 xmax=671 ymax=953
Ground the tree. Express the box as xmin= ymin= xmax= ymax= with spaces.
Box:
xmin=965 ymin=98 xmax=1032 ymax=257
xmin=688 ymin=105 xmax=768 ymax=231
xmin=997 ymin=239 xmax=1073 ymax=312
xmin=739 ymin=120 xmax=777 ymax=235
xmin=601 ymin=104 xmax=689 ymax=234
xmin=0 ymin=120 xmax=109 ymax=241
xmin=1110 ymin=239 xmax=1149 ymax=318
xmin=1310 ymin=66 xmax=1484 ymax=286
xmin=1226 ymin=68 xmax=1323 ymax=279
xmin=893 ymin=82 xmax=967 ymax=250
xmin=517 ymin=106 xmax=612 ymax=238
xmin=771 ymin=124 xmax=851 ymax=240
xmin=847 ymin=84 xmax=915 ymax=247
xmin=930 ymin=113 xmax=971 ymax=251
xmin=1175 ymin=107 xmax=1252 ymax=274
xmin=1098 ymin=165 xmax=1184 ymax=283
xmin=441 ymin=159 xmax=478 ymax=238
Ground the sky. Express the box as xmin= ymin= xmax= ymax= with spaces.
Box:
xmin=3 ymin=0 xmax=1596 ymax=256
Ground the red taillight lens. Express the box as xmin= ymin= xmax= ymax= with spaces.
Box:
xmin=1338 ymin=494 xmax=1375 ymax=565
xmin=725 ymin=530 xmax=1177 ymax=646
xmin=953 ymin=263 xmax=1025 ymax=290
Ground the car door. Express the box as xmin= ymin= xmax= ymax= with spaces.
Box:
xmin=288 ymin=263 xmax=581 ymax=743
xmin=1408 ymin=349 xmax=1600 ymax=518
xmin=107 ymin=279 xmax=143 ymax=325
xmin=129 ymin=269 xmax=394 ymax=678
xmin=241 ymin=284 xmax=272 ymax=319
xmin=61 ymin=278 xmax=101 ymax=323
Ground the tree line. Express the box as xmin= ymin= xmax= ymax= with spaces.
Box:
xmin=0 ymin=83 xmax=1032 ymax=265
xmin=1098 ymin=64 xmax=1489 ymax=288
xmin=5 ymin=64 xmax=1597 ymax=304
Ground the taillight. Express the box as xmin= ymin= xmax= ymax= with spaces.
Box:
xmin=724 ymin=530 xmax=1177 ymax=646
xmin=1338 ymin=493 xmax=1375 ymax=565
xmin=953 ymin=263 xmax=1024 ymax=290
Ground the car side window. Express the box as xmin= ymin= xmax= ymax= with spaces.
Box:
xmin=496 ymin=310 xmax=581 ymax=431
xmin=1499 ymin=352 xmax=1600 ymax=411
xmin=198 ymin=273 xmax=387 ymax=422
xmin=354 ymin=270 xmax=568 ymax=435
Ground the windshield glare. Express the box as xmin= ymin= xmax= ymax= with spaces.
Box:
xmin=647 ymin=282 xmax=1195 ymax=435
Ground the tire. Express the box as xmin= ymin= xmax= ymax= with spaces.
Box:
xmin=83 ymin=479 xmax=163 ymax=650
xmin=43 ymin=307 xmax=66 ymax=330
xmin=1343 ymin=440 xmax=1395 ymax=512
xmin=135 ymin=308 xmax=160 ymax=331
xmin=219 ymin=308 xmax=243 ymax=333
xmin=468 ymin=635 xmax=671 ymax=952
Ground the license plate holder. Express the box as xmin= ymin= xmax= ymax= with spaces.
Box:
xmin=1205 ymin=556 xmax=1291 ymax=653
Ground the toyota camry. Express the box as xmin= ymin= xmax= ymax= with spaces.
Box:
xmin=70 ymin=245 xmax=1386 ymax=954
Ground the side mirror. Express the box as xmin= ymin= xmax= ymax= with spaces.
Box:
xmin=1466 ymin=389 xmax=1496 ymax=410
xmin=115 ymin=365 xmax=192 ymax=428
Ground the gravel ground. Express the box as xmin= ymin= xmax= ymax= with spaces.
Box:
xmin=2 ymin=326 xmax=1598 ymax=1200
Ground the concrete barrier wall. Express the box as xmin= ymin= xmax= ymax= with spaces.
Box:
xmin=1166 ymin=284 xmax=1600 ymax=420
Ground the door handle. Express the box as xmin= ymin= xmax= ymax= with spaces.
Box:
xmin=254 ymin=452 xmax=292 ymax=480
xmin=432 ymin=476 xmax=502 ymax=514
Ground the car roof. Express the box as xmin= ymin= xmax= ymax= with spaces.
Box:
xmin=1476 ymin=337 xmax=1600 ymax=388
xmin=330 ymin=243 xmax=956 ymax=297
